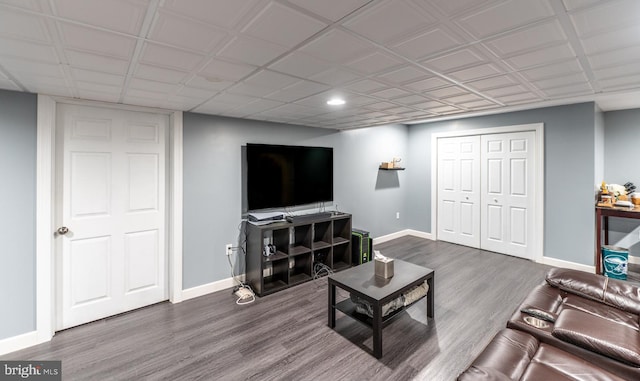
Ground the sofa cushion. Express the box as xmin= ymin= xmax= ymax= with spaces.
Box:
xmin=546 ymin=268 xmax=640 ymax=315
xmin=552 ymin=309 xmax=640 ymax=367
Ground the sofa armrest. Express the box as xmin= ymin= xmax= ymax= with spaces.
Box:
xmin=552 ymin=309 xmax=640 ymax=367
xmin=546 ymin=268 xmax=640 ymax=315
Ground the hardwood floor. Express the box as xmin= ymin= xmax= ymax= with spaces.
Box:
xmin=1 ymin=237 xmax=552 ymax=380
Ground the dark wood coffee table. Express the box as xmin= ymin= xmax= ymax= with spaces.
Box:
xmin=327 ymin=259 xmax=434 ymax=358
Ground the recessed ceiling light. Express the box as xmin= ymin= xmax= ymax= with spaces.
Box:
xmin=327 ymin=98 xmax=346 ymax=106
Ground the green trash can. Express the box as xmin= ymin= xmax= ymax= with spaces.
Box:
xmin=602 ymin=245 xmax=628 ymax=280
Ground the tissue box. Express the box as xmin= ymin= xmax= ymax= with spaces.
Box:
xmin=375 ymin=257 xmax=394 ymax=279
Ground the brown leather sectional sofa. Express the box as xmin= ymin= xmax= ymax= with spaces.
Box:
xmin=458 ymin=268 xmax=640 ymax=380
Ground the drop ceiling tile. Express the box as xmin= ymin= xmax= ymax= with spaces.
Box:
xmin=185 ymin=75 xmax=233 ymax=91
xmin=129 ymin=77 xmax=178 ymax=93
xmin=59 ymin=23 xmax=136 ymax=58
xmin=422 ymin=48 xmax=485 ymax=72
xmin=310 ymin=67 xmax=360 ymax=87
xmin=126 ymin=88 xmax=170 ymax=101
xmin=461 ymin=99 xmax=496 ymax=109
xmin=427 ymin=105 xmax=462 ymax=114
xmin=300 ymin=29 xmax=374 ymax=64
xmin=176 ymin=86 xmax=215 ymax=99
xmin=484 ymin=20 xmax=567 ymax=56
xmin=495 ymin=92 xmax=539 ymax=104
xmin=599 ymin=74 xmax=640 ymax=91
xmin=384 ymin=106 xmax=416 ymax=114
xmin=519 ymin=59 xmax=583 ymax=81
xmin=443 ymin=93 xmax=484 ymax=104
xmin=244 ymin=70 xmax=299 ymax=89
xmin=562 ymin=0 xmax=600 ymax=11
xmin=448 ymin=63 xmax=502 ymax=82
xmin=467 ymin=75 xmax=517 ymax=91
xmin=405 ymin=77 xmax=451 ymax=92
xmin=134 ymin=64 xmax=188 ymax=84
xmin=191 ymin=99 xmax=235 ymax=114
xmin=594 ymin=63 xmax=640 ymax=81
xmin=269 ymin=52 xmax=332 ymax=78
xmin=235 ymin=98 xmax=285 ymax=115
xmin=342 ymin=94 xmax=378 ymax=106
xmin=506 ymin=44 xmax=576 ymax=70
xmin=76 ymin=90 xmax=120 ymax=103
xmin=218 ymin=36 xmax=288 ymax=67
xmin=344 ymin=0 xmax=436 ymax=45
xmin=266 ymin=103 xmax=324 ymax=118
xmin=456 ymin=0 xmax=555 ymax=39
xmin=199 ymin=58 xmax=256 ymax=82
xmin=569 ymin=0 xmax=640 ymax=36
xmin=0 ymin=79 xmax=20 ymax=91
xmin=484 ymin=85 xmax=528 ymax=97
xmin=580 ymin=24 xmax=640 ymax=55
xmin=226 ymin=81 xmax=276 ymax=97
xmin=588 ymin=46 xmax=640 ymax=70
xmin=71 ymin=68 xmax=125 ymax=86
xmin=140 ymin=43 xmax=206 ymax=71
xmin=344 ymin=79 xmax=388 ymax=93
xmin=392 ymin=28 xmax=461 ymax=60
xmin=149 ymin=11 xmax=228 ymax=53
xmin=392 ymin=94 xmax=431 ymax=105
xmin=0 ymin=0 xmax=45 ymax=12
xmin=287 ymin=0 xmax=370 ymax=21
xmin=425 ymin=86 xmax=467 ymax=98
xmin=55 ymin=0 xmax=147 ymax=34
xmin=166 ymin=95 xmax=206 ymax=109
xmin=377 ymin=66 xmax=430 ymax=85
xmin=211 ymin=92 xmax=261 ymax=106
xmin=370 ymin=87 xmax=411 ymax=99
xmin=0 ymin=57 xmax=63 ymax=77
xmin=242 ymin=2 xmax=327 ymax=48
xmin=345 ymin=51 xmax=404 ymax=75
xmin=124 ymin=95 xmax=170 ymax=108
xmin=0 ymin=8 xmax=50 ymax=43
xmin=542 ymin=83 xmax=592 ymax=97
xmin=0 ymin=39 xmax=58 ymax=62
xmin=416 ymin=100 xmax=448 ymax=109
xmin=532 ymin=72 xmax=588 ymax=90
xmin=66 ymin=50 xmax=130 ymax=74
xmin=264 ymin=80 xmax=329 ymax=102
xmin=399 ymin=110 xmax=429 ymax=118
xmin=16 ymin=74 xmax=68 ymax=89
xmin=365 ymin=101 xmax=398 ymax=110
xmin=426 ymin=0 xmax=500 ymax=17
xmin=162 ymin=0 xmax=260 ymax=29
xmin=76 ymin=80 xmax=122 ymax=94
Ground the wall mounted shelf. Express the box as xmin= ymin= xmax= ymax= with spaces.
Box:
xmin=379 ymin=167 xmax=405 ymax=170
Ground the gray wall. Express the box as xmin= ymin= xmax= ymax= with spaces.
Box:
xmin=0 ymin=90 xmax=37 ymax=340
xmin=406 ymin=102 xmax=597 ymax=265
xmin=182 ymin=113 xmax=408 ymax=289
xmin=603 ymin=108 xmax=640 ymax=257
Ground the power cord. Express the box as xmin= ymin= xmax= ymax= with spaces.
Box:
xmin=227 ymin=220 xmax=255 ymax=305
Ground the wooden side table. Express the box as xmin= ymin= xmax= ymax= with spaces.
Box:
xmin=595 ymin=206 xmax=640 ymax=274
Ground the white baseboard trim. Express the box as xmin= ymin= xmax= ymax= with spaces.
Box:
xmin=629 ymin=255 xmax=640 ymax=265
xmin=373 ymin=229 xmax=434 ymax=245
xmin=181 ymin=275 xmax=244 ymax=302
xmin=0 ymin=330 xmax=38 ymax=356
xmin=541 ymin=256 xmax=596 ymax=273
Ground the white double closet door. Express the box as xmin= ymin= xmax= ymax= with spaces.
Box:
xmin=437 ymin=131 xmax=535 ymax=260
xmin=55 ymin=104 xmax=168 ymax=330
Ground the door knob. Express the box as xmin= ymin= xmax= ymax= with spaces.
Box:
xmin=56 ymin=226 xmax=69 ymax=235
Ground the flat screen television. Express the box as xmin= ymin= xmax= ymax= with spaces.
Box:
xmin=246 ymin=143 xmax=333 ymax=211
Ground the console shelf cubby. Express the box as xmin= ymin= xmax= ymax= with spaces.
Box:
xmin=246 ymin=213 xmax=352 ymax=296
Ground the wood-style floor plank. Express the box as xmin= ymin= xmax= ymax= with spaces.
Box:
xmin=1 ymin=237 xmax=552 ymax=380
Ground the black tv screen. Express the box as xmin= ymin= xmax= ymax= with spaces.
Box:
xmin=246 ymin=143 xmax=333 ymax=211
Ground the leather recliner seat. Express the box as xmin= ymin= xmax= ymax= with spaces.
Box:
xmin=458 ymin=268 xmax=640 ymax=380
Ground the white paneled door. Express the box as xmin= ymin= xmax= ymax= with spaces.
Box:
xmin=437 ymin=136 xmax=481 ymax=248
xmin=481 ymin=132 xmax=535 ymax=260
xmin=436 ymin=131 xmax=535 ymax=260
xmin=56 ymin=104 xmax=168 ymax=330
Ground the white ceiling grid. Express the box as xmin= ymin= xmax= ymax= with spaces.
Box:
xmin=0 ymin=0 xmax=639 ymax=129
